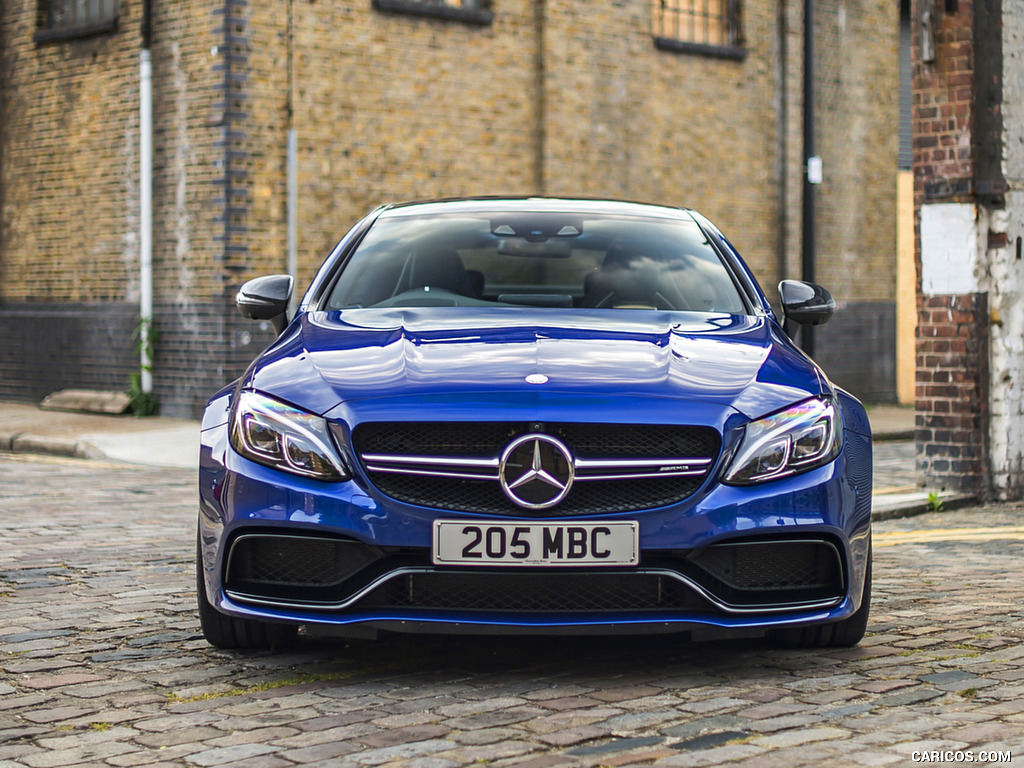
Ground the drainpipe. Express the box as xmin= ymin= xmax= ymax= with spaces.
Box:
xmin=139 ymin=0 xmax=154 ymax=393
xmin=533 ymin=0 xmax=546 ymax=194
xmin=287 ymin=129 xmax=297 ymax=317
xmin=775 ymin=0 xmax=789 ymax=295
xmin=801 ymin=0 xmax=818 ymax=358
xmin=286 ymin=0 xmax=298 ymax=317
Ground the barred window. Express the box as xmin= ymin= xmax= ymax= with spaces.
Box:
xmin=36 ymin=0 xmax=120 ymax=41
xmin=652 ymin=0 xmax=743 ymax=57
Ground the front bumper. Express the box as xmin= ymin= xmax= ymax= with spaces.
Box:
xmin=198 ymin=416 xmax=872 ymax=635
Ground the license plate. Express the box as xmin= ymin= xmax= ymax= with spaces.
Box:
xmin=432 ymin=520 xmax=639 ymax=567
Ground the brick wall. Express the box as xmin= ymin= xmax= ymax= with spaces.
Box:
xmin=814 ymin=301 xmax=897 ymax=403
xmin=915 ymin=294 xmax=989 ymax=494
xmin=540 ymin=1 xmax=781 ymax=278
xmin=812 ymin=0 xmax=899 ymax=304
xmin=0 ymin=3 xmax=142 ymax=303
xmin=279 ymin=1 xmax=541 ymax=286
xmin=912 ymin=0 xmax=1007 ymax=498
xmin=0 ymin=0 xmax=248 ymax=416
xmin=2 ymin=0 xmax=901 ymax=418
xmin=0 ymin=302 xmax=138 ymax=402
xmin=914 ymin=0 xmax=975 ymax=200
xmin=807 ymin=0 xmax=900 ymax=403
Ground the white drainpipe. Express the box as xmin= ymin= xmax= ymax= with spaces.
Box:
xmin=140 ymin=48 xmax=154 ymax=394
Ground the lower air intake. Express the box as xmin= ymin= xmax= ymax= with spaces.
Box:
xmin=688 ymin=539 xmax=844 ymax=607
xmin=225 ymin=534 xmax=380 ymax=599
xmin=359 ymin=572 xmax=706 ymax=613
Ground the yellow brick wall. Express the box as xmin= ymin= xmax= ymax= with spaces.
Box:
xmin=0 ymin=0 xmax=900 ymax=412
xmin=813 ymin=0 xmax=899 ymax=304
xmin=539 ymin=0 xmax=781 ymax=281
xmin=0 ymin=0 xmax=225 ymax=304
xmin=2 ymin=0 xmax=898 ymax=305
xmin=245 ymin=1 xmax=541 ymax=287
xmin=1 ymin=3 xmax=141 ymax=302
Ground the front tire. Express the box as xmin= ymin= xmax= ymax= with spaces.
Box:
xmin=196 ymin=543 xmax=297 ymax=651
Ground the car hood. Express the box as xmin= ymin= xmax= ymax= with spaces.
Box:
xmin=245 ymin=309 xmax=823 ymax=424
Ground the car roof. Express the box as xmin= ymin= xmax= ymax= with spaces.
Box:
xmin=375 ymin=197 xmax=699 ymax=222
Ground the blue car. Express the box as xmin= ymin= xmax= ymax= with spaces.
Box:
xmin=197 ymin=198 xmax=872 ymax=650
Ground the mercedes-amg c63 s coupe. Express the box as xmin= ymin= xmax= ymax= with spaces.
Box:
xmin=197 ymin=198 xmax=873 ymax=650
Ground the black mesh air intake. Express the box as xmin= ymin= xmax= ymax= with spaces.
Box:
xmin=225 ymin=534 xmax=382 ymax=602
xmin=687 ymin=539 xmax=844 ymax=607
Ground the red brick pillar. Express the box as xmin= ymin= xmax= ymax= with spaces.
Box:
xmin=913 ymin=0 xmax=1002 ymax=500
xmin=916 ymin=294 xmax=989 ymax=494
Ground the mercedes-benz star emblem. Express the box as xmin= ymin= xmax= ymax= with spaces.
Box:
xmin=499 ymin=434 xmax=575 ymax=509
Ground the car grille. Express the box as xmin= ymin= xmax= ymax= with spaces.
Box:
xmin=351 ymin=421 xmax=720 ymax=516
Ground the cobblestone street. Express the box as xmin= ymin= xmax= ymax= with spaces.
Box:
xmin=872 ymin=441 xmax=917 ymax=493
xmin=1 ymin=452 xmax=1023 ymax=767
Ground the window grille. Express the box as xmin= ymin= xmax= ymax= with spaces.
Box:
xmin=652 ymin=0 xmax=739 ymax=49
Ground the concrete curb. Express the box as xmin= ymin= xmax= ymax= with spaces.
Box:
xmin=2 ymin=432 xmax=105 ymax=461
xmin=871 ymin=491 xmax=977 ymax=522
xmin=873 ymin=429 xmax=915 ymax=443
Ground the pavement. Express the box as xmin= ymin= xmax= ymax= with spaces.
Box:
xmin=3 ymin=459 xmax=1024 ymax=767
xmin=0 ymin=398 xmax=970 ymax=521
xmin=0 ymin=400 xmax=198 ymax=469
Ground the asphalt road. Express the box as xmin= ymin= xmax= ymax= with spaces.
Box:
xmin=1 ymin=452 xmax=1022 ymax=767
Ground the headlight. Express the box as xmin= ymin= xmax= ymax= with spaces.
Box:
xmin=230 ymin=391 xmax=349 ymax=481
xmin=723 ymin=397 xmax=842 ymax=485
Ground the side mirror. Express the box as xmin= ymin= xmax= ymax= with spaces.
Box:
xmin=236 ymin=274 xmax=294 ymax=335
xmin=778 ymin=280 xmax=835 ymax=326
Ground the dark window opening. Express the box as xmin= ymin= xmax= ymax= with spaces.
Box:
xmin=373 ymin=0 xmax=494 ymax=26
xmin=35 ymin=0 xmax=119 ymax=43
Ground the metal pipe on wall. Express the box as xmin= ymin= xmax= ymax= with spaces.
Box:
xmin=775 ymin=0 xmax=789 ymax=297
xmin=139 ymin=0 xmax=154 ymax=394
xmin=801 ymin=0 xmax=816 ymax=359
xmin=139 ymin=48 xmax=153 ymax=394
xmin=287 ymin=129 xmax=298 ymax=317
xmin=533 ymin=0 xmax=546 ymax=195
xmin=286 ymin=0 xmax=298 ymax=316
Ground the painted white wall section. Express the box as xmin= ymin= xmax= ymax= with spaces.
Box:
xmin=984 ymin=12 xmax=1024 ymax=499
xmin=986 ymin=202 xmax=1024 ymax=500
xmin=920 ymin=203 xmax=980 ymax=296
xmin=1002 ymin=9 xmax=1024 ymax=181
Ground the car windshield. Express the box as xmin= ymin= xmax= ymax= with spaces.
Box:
xmin=324 ymin=211 xmax=748 ymax=313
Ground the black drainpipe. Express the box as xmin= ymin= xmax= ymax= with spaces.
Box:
xmin=142 ymin=0 xmax=153 ymax=49
xmin=801 ymin=0 xmax=816 ymax=358
xmin=533 ymin=0 xmax=546 ymax=195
